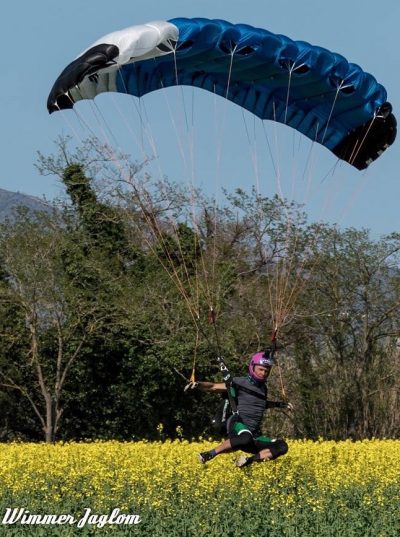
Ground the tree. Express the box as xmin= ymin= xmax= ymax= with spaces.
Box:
xmin=289 ymin=226 xmax=400 ymax=438
xmin=0 ymin=207 xmax=125 ymax=442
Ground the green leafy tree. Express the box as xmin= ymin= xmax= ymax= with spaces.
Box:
xmin=0 ymin=207 xmax=126 ymax=442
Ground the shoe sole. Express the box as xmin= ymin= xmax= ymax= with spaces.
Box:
xmin=235 ymin=455 xmax=249 ymax=468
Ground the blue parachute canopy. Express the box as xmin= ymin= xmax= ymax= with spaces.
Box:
xmin=47 ymin=18 xmax=396 ymax=170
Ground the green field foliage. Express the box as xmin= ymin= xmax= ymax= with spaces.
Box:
xmin=0 ymin=440 xmax=399 ymax=536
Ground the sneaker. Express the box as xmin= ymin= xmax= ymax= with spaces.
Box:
xmin=198 ymin=451 xmax=213 ymax=464
xmin=235 ymin=455 xmax=251 ymax=468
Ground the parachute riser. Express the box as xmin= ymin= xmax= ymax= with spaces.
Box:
xmin=215 ymin=355 xmax=239 ymax=415
xmin=269 ymin=327 xmax=279 ymax=361
xmin=269 ymin=326 xmax=288 ymax=401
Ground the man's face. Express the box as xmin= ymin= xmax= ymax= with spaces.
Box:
xmin=253 ymin=364 xmax=271 ymax=380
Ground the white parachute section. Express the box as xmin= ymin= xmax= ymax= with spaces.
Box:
xmin=70 ymin=21 xmax=178 ymax=103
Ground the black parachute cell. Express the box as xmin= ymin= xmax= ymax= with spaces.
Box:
xmin=332 ymin=103 xmax=397 ymax=170
xmin=47 ymin=44 xmax=119 ymax=114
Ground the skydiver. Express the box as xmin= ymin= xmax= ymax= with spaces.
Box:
xmin=185 ymin=351 xmax=292 ymax=468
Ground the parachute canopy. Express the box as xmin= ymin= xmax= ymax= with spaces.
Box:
xmin=47 ymin=18 xmax=396 ymax=170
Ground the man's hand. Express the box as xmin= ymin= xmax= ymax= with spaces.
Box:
xmin=285 ymin=402 xmax=294 ymax=412
xmin=184 ymin=381 xmax=199 ymax=392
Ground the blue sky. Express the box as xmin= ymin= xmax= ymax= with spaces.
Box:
xmin=1 ymin=0 xmax=399 ymax=236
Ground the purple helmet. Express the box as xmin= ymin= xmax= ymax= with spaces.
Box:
xmin=248 ymin=351 xmax=273 ymax=382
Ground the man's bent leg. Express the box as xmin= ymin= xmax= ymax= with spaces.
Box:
xmin=236 ymin=438 xmax=288 ymax=468
xmin=198 ymin=438 xmax=233 ymax=464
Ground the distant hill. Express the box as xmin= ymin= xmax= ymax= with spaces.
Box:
xmin=0 ymin=188 xmax=52 ymax=221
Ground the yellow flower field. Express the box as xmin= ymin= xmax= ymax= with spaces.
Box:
xmin=0 ymin=439 xmax=399 ymax=536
